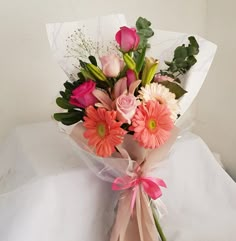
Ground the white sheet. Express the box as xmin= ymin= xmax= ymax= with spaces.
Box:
xmin=0 ymin=121 xmax=235 ymax=241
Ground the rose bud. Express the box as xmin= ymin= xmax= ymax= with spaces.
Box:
xmin=100 ymin=54 xmax=124 ymax=78
xmin=115 ymin=26 xmax=140 ymax=52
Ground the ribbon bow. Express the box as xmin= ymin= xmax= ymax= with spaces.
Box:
xmin=112 ymin=167 xmax=167 ymax=212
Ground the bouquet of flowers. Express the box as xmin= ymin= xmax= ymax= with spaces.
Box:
xmin=53 ymin=16 xmax=199 ymax=241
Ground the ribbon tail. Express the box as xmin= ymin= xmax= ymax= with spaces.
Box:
xmin=131 ymin=186 xmax=138 ymax=213
xmin=136 ymin=187 xmax=144 ymax=241
xmin=136 ymin=188 xmax=162 ymax=241
xmin=110 ymin=190 xmax=132 ymax=241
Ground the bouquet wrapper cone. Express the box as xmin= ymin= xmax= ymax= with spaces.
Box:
xmin=110 ymin=188 xmax=160 ymax=241
xmin=70 ymin=123 xmax=179 ymax=241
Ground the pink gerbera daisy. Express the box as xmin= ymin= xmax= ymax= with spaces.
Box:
xmin=130 ymin=100 xmax=174 ymax=149
xmin=83 ymin=106 xmax=126 ymax=157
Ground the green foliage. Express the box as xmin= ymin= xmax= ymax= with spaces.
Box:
xmin=160 ymin=36 xmax=199 ymax=82
xmin=56 ymin=97 xmax=75 ymax=109
xmin=135 ymin=46 xmax=146 ymax=73
xmin=54 ymin=65 xmax=89 ymax=125
xmin=64 ymin=81 xmax=74 ymax=90
xmin=134 ymin=17 xmax=154 ymax=75
xmin=160 ymin=81 xmax=187 ymax=99
xmin=86 ymin=63 xmax=107 ymax=81
xmin=88 ymin=55 xmax=97 ymax=66
xmin=136 ymin=17 xmax=154 ymax=50
xmin=54 ymin=109 xmax=85 ymax=125
xmin=136 ymin=17 xmax=151 ymax=29
xmin=123 ymin=53 xmax=136 ymax=70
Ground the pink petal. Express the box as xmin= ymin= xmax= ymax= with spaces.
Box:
xmin=93 ymin=89 xmax=112 ymax=110
xmin=126 ymin=69 xmax=136 ymax=87
xmin=114 ymin=77 xmax=127 ymax=98
xmin=129 ymin=80 xmax=141 ymax=95
xmin=119 ymin=27 xmax=136 ymax=52
xmin=115 ymin=30 xmax=122 ymax=45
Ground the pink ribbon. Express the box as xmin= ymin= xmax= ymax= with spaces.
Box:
xmin=112 ymin=168 xmax=167 ymax=211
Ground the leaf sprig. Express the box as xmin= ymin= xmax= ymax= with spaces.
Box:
xmin=161 ymin=36 xmax=199 ymax=82
xmin=157 ymin=36 xmax=199 ymax=99
xmin=136 ymin=17 xmax=154 ymax=50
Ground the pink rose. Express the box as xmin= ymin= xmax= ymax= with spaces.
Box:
xmin=100 ymin=54 xmax=124 ymax=77
xmin=154 ymin=74 xmax=174 ymax=83
xmin=115 ymin=26 xmax=140 ymax=52
xmin=116 ymin=93 xmax=138 ymax=124
xmin=69 ymin=80 xmax=97 ymax=108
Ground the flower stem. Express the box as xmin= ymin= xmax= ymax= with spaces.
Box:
xmin=151 ymin=202 xmax=167 ymax=241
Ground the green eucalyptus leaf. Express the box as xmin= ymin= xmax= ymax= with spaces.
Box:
xmin=138 ymin=28 xmax=154 ymax=38
xmin=188 ymin=36 xmax=199 ymax=49
xmin=161 ymin=35 xmax=199 ymax=81
xmin=187 ymin=46 xmax=199 ymax=56
xmin=161 ymin=81 xmax=187 ymax=99
xmin=174 ymin=46 xmax=188 ymax=59
xmin=187 ymin=56 xmax=197 ymax=66
xmin=146 ymin=43 xmax=151 ymax=48
xmin=138 ymin=37 xmax=148 ymax=49
xmin=136 ymin=17 xmax=151 ymax=30
xmin=169 ymin=63 xmax=178 ymax=73
xmin=175 ymin=58 xmax=188 ymax=68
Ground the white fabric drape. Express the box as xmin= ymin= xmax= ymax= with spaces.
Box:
xmin=0 ymin=121 xmax=235 ymax=241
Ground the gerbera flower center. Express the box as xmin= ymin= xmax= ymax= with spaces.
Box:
xmin=147 ymin=118 xmax=158 ymax=133
xmin=96 ymin=123 xmax=106 ymax=138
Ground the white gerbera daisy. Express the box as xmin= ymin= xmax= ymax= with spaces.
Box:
xmin=139 ymin=83 xmax=180 ymax=121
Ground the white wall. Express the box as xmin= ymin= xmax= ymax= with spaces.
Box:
xmin=0 ymin=0 xmax=207 ymax=141
xmin=194 ymin=0 xmax=236 ymax=179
